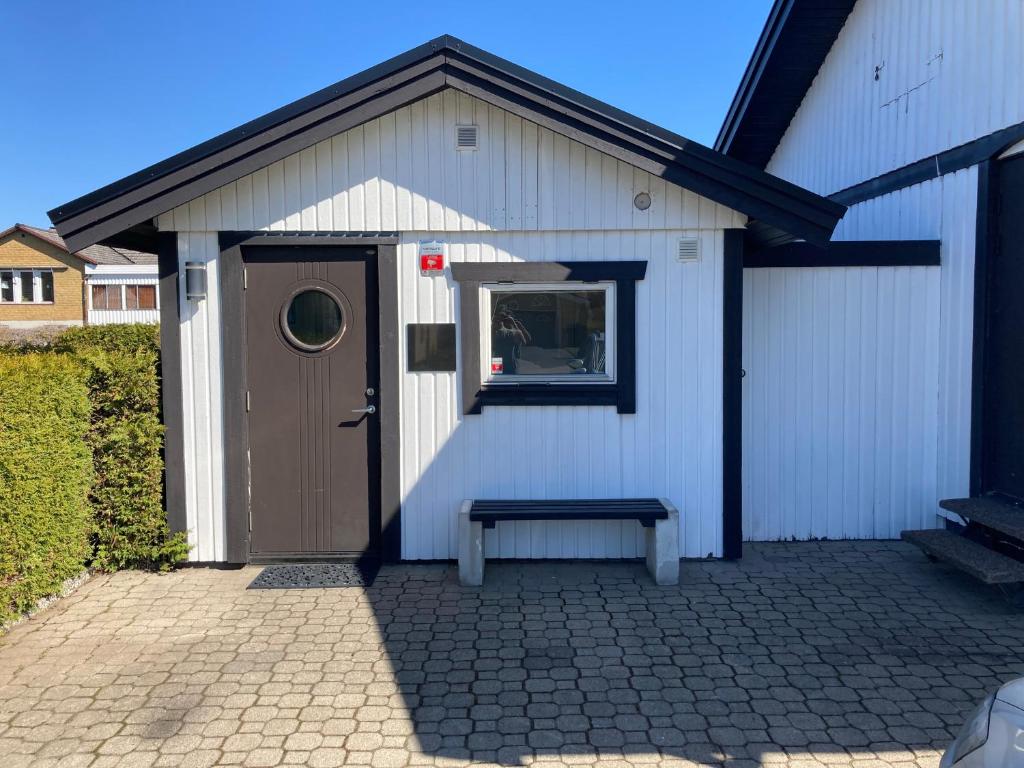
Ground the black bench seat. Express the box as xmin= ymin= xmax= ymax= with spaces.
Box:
xmin=469 ymin=499 xmax=669 ymax=528
xmin=458 ymin=497 xmax=680 ymax=586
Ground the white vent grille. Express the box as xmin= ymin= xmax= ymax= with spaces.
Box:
xmin=455 ymin=125 xmax=478 ymax=150
xmin=676 ymin=237 xmax=701 ymax=262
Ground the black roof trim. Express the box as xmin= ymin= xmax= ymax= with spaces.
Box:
xmin=745 ymin=239 xmax=940 ymax=268
xmin=715 ymin=0 xmax=856 ymax=168
xmin=50 ymin=34 xmax=844 ymax=251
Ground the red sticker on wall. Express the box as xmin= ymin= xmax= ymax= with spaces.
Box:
xmin=419 ymin=241 xmax=445 ymax=275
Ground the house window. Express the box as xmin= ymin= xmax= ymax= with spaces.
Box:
xmin=19 ymin=271 xmax=33 ymax=302
xmin=0 ymin=269 xmax=54 ymax=303
xmin=125 ymin=284 xmax=157 ymax=310
xmin=482 ymin=283 xmax=614 ymax=383
xmin=91 ymin=284 xmax=123 ymax=311
xmin=450 ymin=260 xmax=647 ymax=414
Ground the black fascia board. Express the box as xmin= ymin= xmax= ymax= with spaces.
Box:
xmin=745 ymin=239 xmax=941 ymax=268
xmin=49 ymin=34 xmax=844 ymax=251
xmin=48 ymin=38 xmax=447 ymax=225
xmin=715 ymin=0 xmax=857 ymax=168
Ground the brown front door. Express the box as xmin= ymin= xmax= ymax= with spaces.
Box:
xmin=244 ymin=246 xmax=379 ymax=559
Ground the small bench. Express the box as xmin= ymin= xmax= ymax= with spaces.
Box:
xmin=458 ymin=498 xmax=680 ymax=586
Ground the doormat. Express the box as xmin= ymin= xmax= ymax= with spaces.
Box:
xmin=247 ymin=563 xmax=378 ymax=590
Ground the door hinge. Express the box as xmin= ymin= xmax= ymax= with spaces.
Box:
xmin=243 ymin=267 xmax=248 ymax=290
xmin=246 ymin=391 xmax=251 ymax=412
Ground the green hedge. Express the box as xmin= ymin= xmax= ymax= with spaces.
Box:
xmin=0 ymin=354 xmax=94 ymax=624
xmin=54 ymin=325 xmax=189 ymax=571
xmin=0 ymin=324 xmax=188 ymax=624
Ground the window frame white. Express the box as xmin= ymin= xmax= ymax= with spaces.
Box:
xmin=0 ymin=269 xmax=55 ymax=304
xmin=479 ymin=281 xmax=616 ymax=386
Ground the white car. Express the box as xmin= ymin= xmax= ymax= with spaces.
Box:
xmin=941 ymin=677 xmax=1024 ymax=767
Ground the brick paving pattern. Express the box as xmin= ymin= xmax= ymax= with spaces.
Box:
xmin=1 ymin=541 xmax=1022 ymax=767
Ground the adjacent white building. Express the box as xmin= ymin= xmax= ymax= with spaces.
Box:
xmin=717 ymin=0 xmax=1024 ymax=555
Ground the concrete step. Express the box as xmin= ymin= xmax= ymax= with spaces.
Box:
xmin=939 ymin=496 xmax=1024 ymax=542
xmin=901 ymin=529 xmax=1024 ymax=585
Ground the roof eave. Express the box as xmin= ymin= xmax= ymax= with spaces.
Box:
xmin=715 ymin=0 xmax=857 ymax=169
xmin=49 ymin=34 xmax=845 ymax=251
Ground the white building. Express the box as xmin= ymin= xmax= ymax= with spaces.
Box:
xmin=84 ymin=262 xmax=160 ymax=325
xmin=50 ymin=32 xmax=992 ymax=568
xmin=717 ymin=0 xmax=1024 ymax=576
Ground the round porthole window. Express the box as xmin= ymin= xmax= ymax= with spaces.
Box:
xmin=281 ymin=288 xmax=345 ymax=352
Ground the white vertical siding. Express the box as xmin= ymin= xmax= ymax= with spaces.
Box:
xmin=743 ymin=265 xmax=940 ymax=540
xmin=88 ymin=308 xmax=160 ymax=325
xmin=836 ymin=168 xmax=979 ymax=508
xmin=176 ymin=232 xmax=226 ymax=562
xmin=157 ymin=90 xmax=745 ymax=235
xmin=767 ymin=0 xmax=1024 ymax=195
xmin=159 ymin=90 xmax=745 ymax=561
xmin=742 ymin=169 xmax=978 ymax=541
xmin=398 ymin=230 xmax=725 ymax=560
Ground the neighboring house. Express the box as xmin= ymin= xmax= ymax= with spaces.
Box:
xmin=0 ymin=223 xmax=158 ymax=328
xmin=46 ymin=36 xmax=859 ymax=565
xmin=716 ymin=2 xmax=1024 ymax=564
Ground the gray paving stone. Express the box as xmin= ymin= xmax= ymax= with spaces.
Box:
xmin=1 ymin=541 xmax=1020 ymax=767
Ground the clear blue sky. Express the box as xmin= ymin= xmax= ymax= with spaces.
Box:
xmin=0 ymin=0 xmax=771 ymax=228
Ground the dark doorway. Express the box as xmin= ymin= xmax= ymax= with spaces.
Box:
xmin=979 ymin=154 xmax=1024 ymax=502
xmin=244 ymin=247 xmax=380 ymax=559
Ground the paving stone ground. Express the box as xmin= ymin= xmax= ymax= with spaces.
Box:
xmin=1 ymin=541 xmax=1023 ymax=768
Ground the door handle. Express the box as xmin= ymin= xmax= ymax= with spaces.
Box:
xmin=351 ymin=405 xmax=376 ymax=415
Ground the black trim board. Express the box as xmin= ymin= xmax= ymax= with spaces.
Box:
xmin=49 ymin=35 xmax=844 ymax=252
xmin=450 ymin=261 xmax=646 ymax=415
xmin=745 ymin=239 xmax=941 ymax=268
xmin=831 ymin=121 xmax=1024 ymax=207
xmin=722 ymin=230 xmax=744 ymax=560
xmin=970 ymin=160 xmax=996 ymax=496
xmin=716 ymin=0 xmax=857 ymax=168
xmin=218 ymin=233 xmax=402 ymax=563
xmin=157 ymin=232 xmax=187 ymax=536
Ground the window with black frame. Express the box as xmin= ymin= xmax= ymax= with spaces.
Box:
xmin=451 ymin=260 xmax=646 ymax=414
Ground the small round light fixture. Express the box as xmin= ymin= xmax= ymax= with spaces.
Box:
xmin=633 ymin=191 xmax=652 ymax=211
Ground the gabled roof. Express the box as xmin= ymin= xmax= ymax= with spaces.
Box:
xmin=0 ymin=223 xmax=156 ymax=265
xmin=715 ymin=0 xmax=857 ymax=168
xmin=49 ymin=35 xmax=844 ymax=251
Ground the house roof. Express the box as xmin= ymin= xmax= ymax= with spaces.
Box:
xmin=715 ymin=0 xmax=857 ymax=169
xmin=0 ymin=223 xmax=156 ymax=265
xmin=48 ymin=35 xmax=845 ymax=251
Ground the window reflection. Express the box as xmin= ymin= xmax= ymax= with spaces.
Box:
xmin=489 ymin=289 xmax=608 ymax=378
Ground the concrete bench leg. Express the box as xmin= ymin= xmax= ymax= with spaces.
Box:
xmin=458 ymin=501 xmax=484 ymax=586
xmin=645 ymin=499 xmax=679 ymax=585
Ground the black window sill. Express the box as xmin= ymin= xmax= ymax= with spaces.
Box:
xmin=468 ymin=384 xmax=621 ymax=412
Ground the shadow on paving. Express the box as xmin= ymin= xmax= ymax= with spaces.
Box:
xmin=2 ymin=541 xmax=1024 ymax=767
xmin=369 ymin=542 xmax=1024 ymax=766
